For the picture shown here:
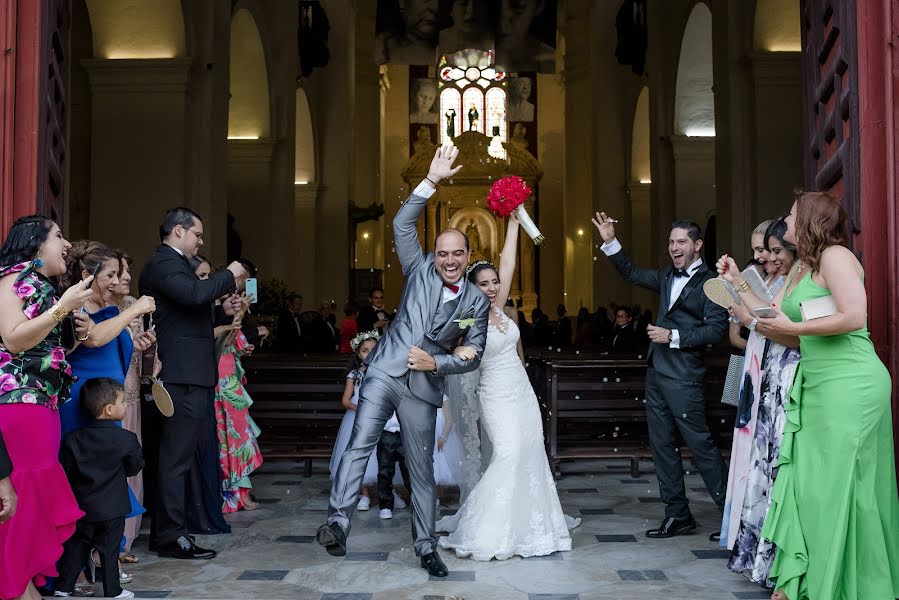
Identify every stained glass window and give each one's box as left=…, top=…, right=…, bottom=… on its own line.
left=436, top=49, right=507, bottom=158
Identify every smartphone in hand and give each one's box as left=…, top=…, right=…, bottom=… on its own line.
left=245, top=278, right=258, bottom=304
left=753, top=306, right=778, bottom=319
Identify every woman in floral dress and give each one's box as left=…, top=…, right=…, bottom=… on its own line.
left=215, top=319, right=263, bottom=513
left=0, top=216, right=94, bottom=600
left=726, top=219, right=800, bottom=586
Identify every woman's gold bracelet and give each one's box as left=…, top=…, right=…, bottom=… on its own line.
left=47, top=303, right=69, bottom=323
left=736, top=280, right=750, bottom=293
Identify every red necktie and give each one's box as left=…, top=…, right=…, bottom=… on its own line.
left=444, top=283, right=459, bottom=294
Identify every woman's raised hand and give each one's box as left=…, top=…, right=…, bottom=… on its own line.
left=58, top=276, right=95, bottom=312
left=716, top=255, right=740, bottom=284
left=132, top=295, right=156, bottom=316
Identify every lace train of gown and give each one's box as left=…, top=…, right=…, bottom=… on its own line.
left=436, top=307, right=580, bottom=561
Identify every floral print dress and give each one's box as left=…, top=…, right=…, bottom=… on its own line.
left=215, top=329, right=263, bottom=512
left=0, top=260, right=82, bottom=598
left=727, top=342, right=799, bottom=586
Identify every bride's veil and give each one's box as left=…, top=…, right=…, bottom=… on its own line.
left=445, top=369, right=491, bottom=503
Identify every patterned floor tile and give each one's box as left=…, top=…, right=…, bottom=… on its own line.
left=692, top=550, right=732, bottom=559
left=430, top=571, right=475, bottom=582
left=595, top=534, right=637, bottom=542
left=579, top=508, right=614, bottom=515
left=617, top=570, right=667, bottom=581
left=345, top=551, right=389, bottom=561
left=236, top=569, right=289, bottom=581
left=522, top=552, right=565, bottom=560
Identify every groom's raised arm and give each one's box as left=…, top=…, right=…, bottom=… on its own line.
left=393, top=181, right=436, bottom=276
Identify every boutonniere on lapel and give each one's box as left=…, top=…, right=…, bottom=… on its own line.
left=454, top=306, right=477, bottom=330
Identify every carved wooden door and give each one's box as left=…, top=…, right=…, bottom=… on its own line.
left=37, top=0, right=70, bottom=226
left=800, top=0, right=860, bottom=245
left=0, top=0, right=69, bottom=233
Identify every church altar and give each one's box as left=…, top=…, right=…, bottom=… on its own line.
left=401, top=129, right=543, bottom=318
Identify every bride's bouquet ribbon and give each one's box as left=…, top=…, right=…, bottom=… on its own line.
left=486, top=176, right=544, bottom=245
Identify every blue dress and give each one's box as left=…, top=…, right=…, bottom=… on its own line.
left=60, top=306, right=144, bottom=521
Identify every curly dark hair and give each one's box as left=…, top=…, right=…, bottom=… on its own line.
left=792, top=190, right=848, bottom=273
left=60, top=240, right=117, bottom=292
left=0, top=215, right=56, bottom=269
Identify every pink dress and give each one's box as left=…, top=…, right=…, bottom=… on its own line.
left=0, top=261, right=83, bottom=598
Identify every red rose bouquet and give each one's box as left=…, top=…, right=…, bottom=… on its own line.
left=486, top=176, right=544, bottom=245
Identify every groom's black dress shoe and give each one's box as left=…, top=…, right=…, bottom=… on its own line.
left=157, top=536, right=217, bottom=559
left=645, top=516, right=697, bottom=539
left=316, top=523, right=347, bottom=557
left=420, top=551, right=449, bottom=577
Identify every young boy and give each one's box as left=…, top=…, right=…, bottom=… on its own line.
left=56, top=378, right=144, bottom=599
left=376, top=412, right=411, bottom=519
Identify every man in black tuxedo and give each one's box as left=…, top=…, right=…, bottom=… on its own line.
left=275, top=294, right=304, bottom=353
left=593, top=212, right=728, bottom=541
left=0, top=431, right=15, bottom=524
left=609, top=306, right=639, bottom=355
left=357, top=287, right=392, bottom=335
left=139, top=207, right=247, bottom=559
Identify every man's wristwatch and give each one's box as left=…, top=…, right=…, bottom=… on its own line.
left=747, top=318, right=759, bottom=332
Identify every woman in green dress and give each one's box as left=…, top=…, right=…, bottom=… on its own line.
left=717, top=190, right=899, bottom=600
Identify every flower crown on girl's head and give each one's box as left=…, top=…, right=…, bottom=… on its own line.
left=350, top=329, right=380, bottom=353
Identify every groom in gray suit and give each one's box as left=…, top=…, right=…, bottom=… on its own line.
left=317, top=145, right=489, bottom=577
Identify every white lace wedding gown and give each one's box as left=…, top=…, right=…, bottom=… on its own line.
left=436, top=307, right=580, bottom=561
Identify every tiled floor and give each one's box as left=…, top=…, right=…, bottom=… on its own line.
left=92, top=460, right=774, bottom=600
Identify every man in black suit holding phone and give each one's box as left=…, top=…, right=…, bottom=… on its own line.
left=139, top=207, right=248, bottom=559
left=593, top=212, right=728, bottom=541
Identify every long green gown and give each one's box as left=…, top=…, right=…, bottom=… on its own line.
left=761, top=273, right=899, bottom=600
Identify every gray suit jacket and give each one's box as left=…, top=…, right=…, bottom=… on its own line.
left=365, top=191, right=490, bottom=406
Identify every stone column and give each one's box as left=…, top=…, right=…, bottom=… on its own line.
left=751, top=52, right=802, bottom=222
left=519, top=205, right=538, bottom=318
left=670, top=135, right=715, bottom=224
left=426, top=202, right=438, bottom=250
left=713, top=0, right=756, bottom=264
left=182, top=0, right=231, bottom=263
left=82, top=58, right=191, bottom=271
left=227, top=140, right=274, bottom=275
left=627, top=182, right=655, bottom=310
left=561, top=5, right=594, bottom=313
left=305, top=0, right=354, bottom=306
left=293, top=183, right=320, bottom=302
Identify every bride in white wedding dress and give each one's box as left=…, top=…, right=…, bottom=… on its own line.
left=436, top=214, right=581, bottom=561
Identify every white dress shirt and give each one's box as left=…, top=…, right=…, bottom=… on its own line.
left=601, top=238, right=703, bottom=349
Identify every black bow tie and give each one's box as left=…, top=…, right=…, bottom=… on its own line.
left=673, top=268, right=689, bottom=278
